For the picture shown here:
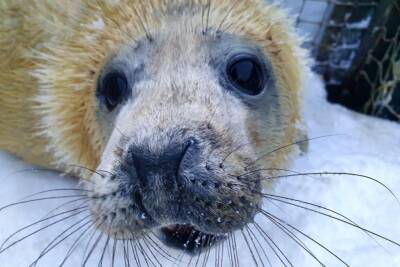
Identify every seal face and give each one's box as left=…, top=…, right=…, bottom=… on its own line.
left=0, top=0, right=304, bottom=254
left=89, top=25, right=274, bottom=252
left=85, top=11, right=293, bottom=251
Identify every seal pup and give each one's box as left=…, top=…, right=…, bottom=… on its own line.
left=0, top=0, right=306, bottom=255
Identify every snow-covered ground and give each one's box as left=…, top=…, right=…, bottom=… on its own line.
left=0, top=73, right=399, bottom=266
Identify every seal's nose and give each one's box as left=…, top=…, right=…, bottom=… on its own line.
left=130, top=138, right=196, bottom=189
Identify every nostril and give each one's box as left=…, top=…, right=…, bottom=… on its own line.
left=181, top=137, right=195, bottom=160
left=182, top=137, right=198, bottom=160
left=187, top=137, right=196, bottom=146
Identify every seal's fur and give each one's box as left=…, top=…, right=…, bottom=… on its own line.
left=0, top=0, right=309, bottom=252
left=0, top=0, right=305, bottom=178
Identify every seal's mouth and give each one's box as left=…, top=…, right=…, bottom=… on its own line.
left=133, top=190, right=225, bottom=253
left=159, top=224, right=225, bottom=253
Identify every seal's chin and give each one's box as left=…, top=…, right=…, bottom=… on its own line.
left=159, top=224, right=225, bottom=253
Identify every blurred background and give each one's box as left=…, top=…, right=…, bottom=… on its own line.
left=278, top=0, right=400, bottom=122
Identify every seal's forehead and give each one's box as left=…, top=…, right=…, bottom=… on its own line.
left=104, top=22, right=269, bottom=78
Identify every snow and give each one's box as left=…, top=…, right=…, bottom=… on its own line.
left=0, top=72, right=399, bottom=266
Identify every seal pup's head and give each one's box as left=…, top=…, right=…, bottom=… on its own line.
left=35, top=0, right=305, bottom=253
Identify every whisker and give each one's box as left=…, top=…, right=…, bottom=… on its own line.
left=123, top=239, right=131, bottom=267
left=0, top=209, right=88, bottom=254
left=230, top=169, right=400, bottom=210
left=244, top=226, right=268, bottom=267
left=236, top=167, right=313, bottom=179
left=225, top=174, right=399, bottom=254
left=216, top=0, right=237, bottom=34
left=132, top=3, right=153, bottom=42
left=246, top=226, right=273, bottom=267
left=220, top=141, right=256, bottom=169
left=0, top=205, right=88, bottom=251
left=226, top=234, right=234, bottom=267
left=220, top=236, right=226, bottom=267
left=262, top=195, right=400, bottom=247
left=240, top=230, right=260, bottom=267
left=214, top=237, right=221, bottom=267
left=59, top=222, right=97, bottom=266
left=230, top=179, right=354, bottom=265
left=136, top=239, right=154, bottom=267
left=231, top=232, right=240, bottom=267
left=175, top=249, right=186, bottom=267
left=204, top=0, right=212, bottom=34
left=219, top=237, right=225, bottom=266
left=111, top=236, right=117, bottom=267
left=82, top=228, right=104, bottom=267
left=201, top=1, right=205, bottom=34
left=261, top=172, right=400, bottom=206
left=261, top=214, right=324, bottom=266
left=260, top=209, right=352, bottom=266
left=0, top=195, right=89, bottom=213
left=41, top=196, right=91, bottom=221
left=145, top=235, right=177, bottom=264
left=211, top=238, right=216, bottom=267
left=183, top=229, right=198, bottom=267
left=66, top=164, right=112, bottom=178
left=194, top=233, right=206, bottom=267
left=237, top=168, right=394, bottom=253
left=129, top=230, right=153, bottom=267
left=29, top=215, right=93, bottom=267
left=81, top=218, right=104, bottom=265
left=142, top=236, right=162, bottom=267
left=18, top=188, right=91, bottom=201
left=147, top=231, right=178, bottom=263
left=202, top=233, right=215, bottom=267
left=246, top=134, right=346, bottom=169
left=201, top=236, right=213, bottom=267
left=253, top=222, right=292, bottom=267
left=98, top=233, right=111, bottom=267
left=129, top=238, right=141, bottom=267
left=262, top=193, right=388, bottom=250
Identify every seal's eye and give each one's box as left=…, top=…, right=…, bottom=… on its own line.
left=101, top=72, right=128, bottom=111
left=227, top=56, right=265, bottom=96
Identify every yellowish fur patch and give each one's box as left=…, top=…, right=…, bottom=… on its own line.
left=0, top=0, right=306, bottom=178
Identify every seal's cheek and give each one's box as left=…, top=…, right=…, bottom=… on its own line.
left=85, top=171, right=160, bottom=239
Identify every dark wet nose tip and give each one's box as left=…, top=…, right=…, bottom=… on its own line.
left=130, top=137, right=196, bottom=186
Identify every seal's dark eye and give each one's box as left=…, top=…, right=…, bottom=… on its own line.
left=227, top=57, right=265, bottom=96
left=101, top=72, right=128, bottom=111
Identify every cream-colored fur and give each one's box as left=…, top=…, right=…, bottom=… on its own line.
left=0, top=0, right=306, bottom=178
